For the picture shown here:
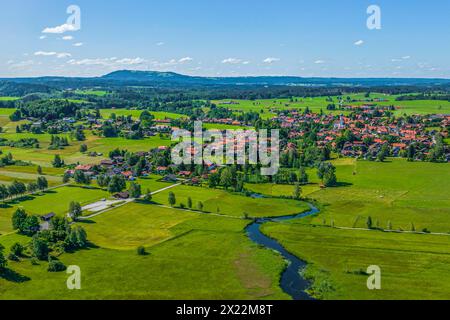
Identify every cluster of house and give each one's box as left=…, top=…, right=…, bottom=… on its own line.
left=202, top=118, right=244, bottom=126
left=275, top=109, right=450, bottom=161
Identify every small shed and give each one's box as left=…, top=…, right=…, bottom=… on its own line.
left=41, top=212, right=56, bottom=222
left=114, top=191, right=130, bottom=199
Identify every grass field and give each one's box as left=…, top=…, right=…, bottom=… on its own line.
left=74, top=90, right=108, bottom=96
left=212, top=93, right=450, bottom=117
left=262, top=223, right=450, bottom=300
left=100, top=109, right=187, bottom=121
left=152, top=184, right=310, bottom=218
left=245, top=178, right=320, bottom=198
left=0, top=131, right=172, bottom=167
left=0, top=185, right=110, bottom=234
left=304, top=158, right=450, bottom=233
left=260, top=158, right=450, bottom=299
left=0, top=167, right=62, bottom=187
left=202, top=123, right=252, bottom=130
left=0, top=202, right=289, bottom=300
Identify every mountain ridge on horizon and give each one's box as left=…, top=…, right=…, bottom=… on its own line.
left=2, top=69, right=450, bottom=88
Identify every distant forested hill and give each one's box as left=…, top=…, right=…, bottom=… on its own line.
left=1, top=70, right=450, bottom=96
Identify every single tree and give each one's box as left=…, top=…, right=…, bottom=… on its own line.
left=168, top=192, right=176, bottom=207
left=52, top=154, right=64, bottom=168
left=129, top=182, right=142, bottom=198
left=293, top=183, right=302, bottom=199
left=62, top=172, right=71, bottom=183
left=37, top=176, right=48, bottom=191
left=366, top=216, right=373, bottom=229
left=143, top=188, right=152, bottom=202
left=12, top=208, right=27, bottom=232
left=69, top=201, right=82, bottom=221
left=23, top=215, right=40, bottom=235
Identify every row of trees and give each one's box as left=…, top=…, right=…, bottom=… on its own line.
left=168, top=192, right=204, bottom=211
left=0, top=176, right=48, bottom=202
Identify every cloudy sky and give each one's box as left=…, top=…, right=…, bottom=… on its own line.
left=1, top=0, right=450, bottom=78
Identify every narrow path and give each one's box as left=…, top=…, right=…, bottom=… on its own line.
left=79, top=183, right=182, bottom=220
left=333, top=225, right=450, bottom=236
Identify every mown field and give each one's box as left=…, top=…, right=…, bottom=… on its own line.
left=212, top=93, right=450, bottom=116
left=0, top=165, right=63, bottom=186
left=262, top=223, right=450, bottom=300
left=0, top=202, right=290, bottom=300
left=261, top=158, right=450, bottom=299
left=1, top=93, right=449, bottom=300
left=0, top=130, right=172, bottom=167
left=151, top=184, right=310, bottom=218
left=100, top=109, right=187, bottom=120
left=0, top=185, right=110, bottom=234
left=305, top=158, right=450, bottom=233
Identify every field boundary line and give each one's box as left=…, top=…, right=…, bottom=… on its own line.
left=79, top=183, right=182, bottom=220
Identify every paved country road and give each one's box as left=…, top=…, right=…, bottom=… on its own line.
left=79, top=183, right=182, bottom=220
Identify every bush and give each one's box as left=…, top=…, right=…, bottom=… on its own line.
left=137, top=246, right=147, bottom=256
left=48, top=259, right=67, bottom=272
left=8, top=253, right=19, bottom=261
left=10, top=243, right=24, bottom=257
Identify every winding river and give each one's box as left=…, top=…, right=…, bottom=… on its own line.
left=245, top=203, right=319, bottom=300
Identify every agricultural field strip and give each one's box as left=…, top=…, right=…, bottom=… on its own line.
left=155, top=204, right=244, bottom=220
left=1, top=182, right=70, bottom=203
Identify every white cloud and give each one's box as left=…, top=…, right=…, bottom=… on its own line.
left=314, top=60, right=325, bottom=64
left=67, top=57, right=146, bottom=67
left=156, top=42, right=165, bottom=46
left=39, top=35, right=47, bottom=40
left=115, top=57, right=146, bottom=65
left=34, top=51, right=71, bottom=59
left=9, top=60, right=35, bottom=70
left=56, top=53, right=72, bottom=59
left=354, top=40, right=364, bottom=46
left=263, top=57, right=280, bottom=64
left=402, top=56, right=411, bottom=60
left=34, top=51, right=57, bottom=56
left=73, top=42, right=83, bottom=47
left=42, top=23, right=77, bottom=34
left=178, top=57, right=193, bottom=63
left=62, top=35, right=74, bottom=41
left=222, top=58, right=242, bottom=64
left=391, top=58, right=402, bottom=62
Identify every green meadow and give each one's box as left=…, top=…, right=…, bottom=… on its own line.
left=100, top=109, right=187, bottom=120
left=74, top=90, right=109, bottom=96
left=0, top=202, right=289, bottom=300
left=151, top=184, right=310, bottom=218
left=212, top=93, right=450, bottom=116
left=0, top=185, right=110, bottom=234
left=305, top=158, right=450, bottom=233
left=202, top=123, right=252, bottom=130
left=0, top=93, right=449, bottom=300
left=260, top=158, right=450, bottom=299
left=0, top=130, right=172, bottom=167
left=262, top=223, right=450, bottom=300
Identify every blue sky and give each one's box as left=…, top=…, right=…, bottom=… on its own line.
left=1, top=0, right=450, bottom=78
